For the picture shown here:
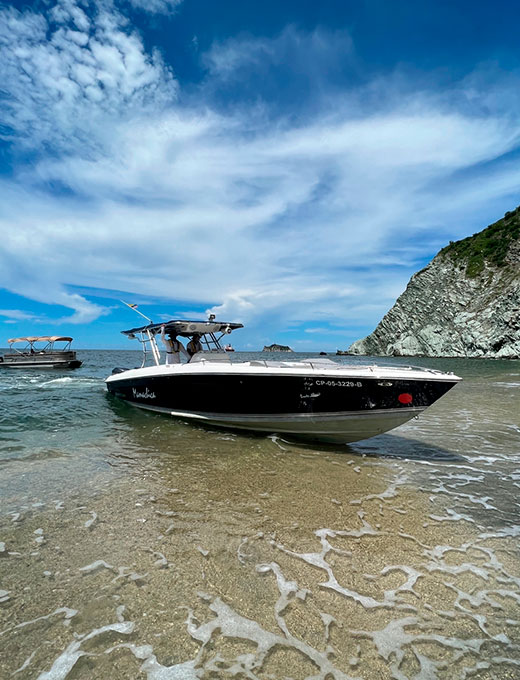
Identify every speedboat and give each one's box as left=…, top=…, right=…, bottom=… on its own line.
left=105, top=317, right=461, bottom=444
left=0, top=336, right=82, bottom=369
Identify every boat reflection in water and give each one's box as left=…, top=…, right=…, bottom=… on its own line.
left=0, top=336, right=82, bottom=369
left=105, top=316, right=461, bottom=443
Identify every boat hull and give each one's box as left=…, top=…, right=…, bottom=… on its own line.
left=0, top=356, right=82, bottom=369
left=123, top=402, right=424, bottom=443
left=106, top=368, right=459, bottom=443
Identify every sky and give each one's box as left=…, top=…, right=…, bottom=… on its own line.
left=1, top=0, right=520, bottom=351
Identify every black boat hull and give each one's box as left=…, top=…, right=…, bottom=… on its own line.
left=106, top=372, right=457, bottom=442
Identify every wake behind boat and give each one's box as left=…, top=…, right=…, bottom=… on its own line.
left=105, top=317, right=461, bottom=443
left=0, top=336, right=82, bottom=369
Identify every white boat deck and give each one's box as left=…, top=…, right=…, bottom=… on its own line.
left=106, top=355, right=459, bottom=384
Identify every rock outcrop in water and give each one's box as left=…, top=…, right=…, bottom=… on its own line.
left=263, top=344, right=293, bottom=352
left=348, top=207, right=520, bottom=358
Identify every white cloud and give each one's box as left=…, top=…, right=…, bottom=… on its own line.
left=0, top=309, right=41, bottom=322
left=1, top=9, right=520, bottom=341
left=203, top=25, right=355, bottom=85
left=0, top=0, right=177, bottom=154
left=126, top=0, right=183, bottom=15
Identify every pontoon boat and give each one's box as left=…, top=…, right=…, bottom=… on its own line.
left=0, top=336, right=82, bottom=369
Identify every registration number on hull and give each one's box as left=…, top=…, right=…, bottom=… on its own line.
left=315, top=380, right=363, bottom=387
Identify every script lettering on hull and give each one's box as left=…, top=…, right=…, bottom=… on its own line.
left=132, top=387, right=156, bottom=400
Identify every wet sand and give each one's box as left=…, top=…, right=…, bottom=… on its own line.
left=2, top=425, right=520, bottom=679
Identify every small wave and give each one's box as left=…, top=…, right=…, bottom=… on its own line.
left=0, top=375, right=102, bottom=392
left=40, top=377, right=76, bottom=386
left=39, top=377, right=103, bottom=389
left=0, top=448, right=71, bottom=465
left=0, top=376, right=43, bottom=391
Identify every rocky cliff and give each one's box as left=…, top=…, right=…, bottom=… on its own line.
left=348, top=207, right=520, bottom=358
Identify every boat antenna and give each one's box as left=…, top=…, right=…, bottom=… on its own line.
left=120, top=300, right=153, bottom=324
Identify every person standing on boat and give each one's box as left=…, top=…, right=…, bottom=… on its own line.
left=187, top=333, right=203, bottom=360
left=160, top=326, right=189, bottom=364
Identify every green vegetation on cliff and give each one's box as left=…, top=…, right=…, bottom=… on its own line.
left=440, top=206, right=520, bottom=277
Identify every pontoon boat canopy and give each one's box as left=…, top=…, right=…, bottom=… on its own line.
left=122, top=320, right=243, bottom=338
left=8, top=336, right=74, bottom=344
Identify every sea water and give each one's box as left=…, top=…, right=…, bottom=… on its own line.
left=0, top=351, right=519, bottom=679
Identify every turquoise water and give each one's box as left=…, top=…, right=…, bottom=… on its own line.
left=0, top=351, right=519, bottom=679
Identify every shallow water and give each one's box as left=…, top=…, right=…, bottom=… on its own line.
left=0, top=351, right=519, bottom=679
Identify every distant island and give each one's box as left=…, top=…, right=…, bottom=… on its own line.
left=263, top=344, right=293, bottom=352
left=348, top=205, right=520, bottom=358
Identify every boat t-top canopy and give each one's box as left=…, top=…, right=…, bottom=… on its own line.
left=8, top=336, right=74, bottom=344
left=122, top=320, right=243, bottom=338
left=121, top=318, right=243, bottom=367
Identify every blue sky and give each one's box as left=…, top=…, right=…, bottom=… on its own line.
left=1, top=0, right=519, bottom=350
